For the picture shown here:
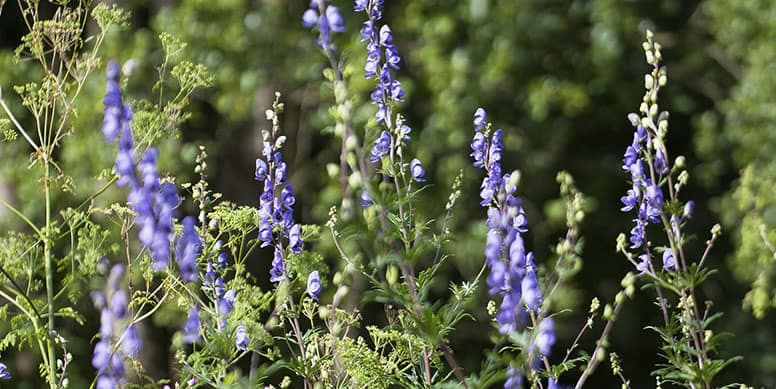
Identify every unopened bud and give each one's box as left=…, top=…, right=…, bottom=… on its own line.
left=644, top=75, right=655, bottom=90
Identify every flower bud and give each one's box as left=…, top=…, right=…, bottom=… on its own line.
left=644, top=74, right=654, bottom=90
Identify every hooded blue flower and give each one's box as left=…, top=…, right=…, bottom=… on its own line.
left=307, top=271, right=322, bottom=301
left=360, top=190, right=373, bottom=207
left=122, top=325, right=140, bottom=357
left=217, top=289, right=236, bottom=330
left=0, top=362, right=10, bottom=380
left=473, top=107, right=487, bottom=131
left=662, top=249, right=676, bottom=271
left=182, top=306, right=201, bottom=344
left=175, top=216, right=201, bottom=282
left=535, top=318, right=556, bottom=356
left=235, top=325, right=249, bottom=351
left=288, top=224, right=303, bottom=254
left=357, top=0, right=405, bottom=128
left=410, top=158, right=426, bottom=183
left=370, top=130, right=391, bottom=163
left=217, top=252, right=229, bottom=268
left=637, top=253, right=650, bottom=274
left=270, top=248, right=286, bottom=283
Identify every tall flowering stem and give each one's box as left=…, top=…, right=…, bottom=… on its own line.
left=615, top=31, right=733, bottom=388
left=304, top=0, right=370, bottom=212
left=470, top=108, right=555, bottom=387
left=356, top=0, right=426, bottom=253
left=102, top=61, right=179, bottom=271
left=255, top=94, right=304, bottom=284
left=254, top=93, right=313, bottom=388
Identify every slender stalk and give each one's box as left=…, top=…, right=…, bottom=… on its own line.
left=0, top=92, right=40, bottom=152
left=43, top=155, right=57, bottom=389
left=0, top=198, right=43, bottom=237
left=0, top=288, right=49, bottom=369
left=574, top=300, right=624, bottom=389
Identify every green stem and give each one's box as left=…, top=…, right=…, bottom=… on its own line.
left=0, top=288, right=49, bottom=370
left=43, top=156, right=56, bottom=389
left=0, top=198, right=43, bottom=238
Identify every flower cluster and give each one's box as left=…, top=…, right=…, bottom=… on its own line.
left=302, top=0, right=345, bottom=51
left=358, top=1, right=404, bottom=128
left=619, top=43, right=694, bottom=274
left=91, top=264, right=140, bottom=389
left=620, top=122, right=663, bottom=253
left=101, top=60, right=179, bottom=270
left=356, top=1, right=428, bottom=187
left=202, top=250, right=237, bottom=331
left=255, top=109, right=304, bottom=284
left=471, top=108, right=555, bottom=386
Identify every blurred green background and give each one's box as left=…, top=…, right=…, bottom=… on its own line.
left=1, top=0, right=775, bottom=387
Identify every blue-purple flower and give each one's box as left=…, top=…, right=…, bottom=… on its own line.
left=637, top=253, right=650, bottom=274
left=357, top=0, right=406, bottom=129
left=410, top=158, right=426, bottom=183
left=504, top=366, right=522, bottom=389
left=101, top=61, right=179, bottom=271
left=370, top=130, right=391, bottom=163
left=307, top=271, right=322, bottom=301
left=535, top=318, right=556, bottom=356
left=182, top=306, right=201, bottom=344
left=473, top=107, right=487, bottom=131
left=102, top=61, right=123, bottom=142
left=217, top=252, right=228, bottom=268
left=235, top=325, right=249, bottom=351
left=302, top=0, right=345, bottom=50
left=683, top=201, right=695, bottom=219
left=270, top=248, right=286, bottom=283
left=175, top=216, right=202, bottom=282
left=122, top=325, right=140, bottom=357
left=662, top=249, right=676, bottom=271
left=255, top=116, right=304, bottom=283
left=0, top=362, right=10, bottom=380
left=93, top=264, right=137, bottom=388
left=217, top=288, right=236, bottom=330
left=472, top=108, right=556, bottom=386
left=360, top=190, right=373, bottom=207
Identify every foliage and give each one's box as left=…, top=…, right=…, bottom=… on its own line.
left=0, top=0, right=772, bottom=388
